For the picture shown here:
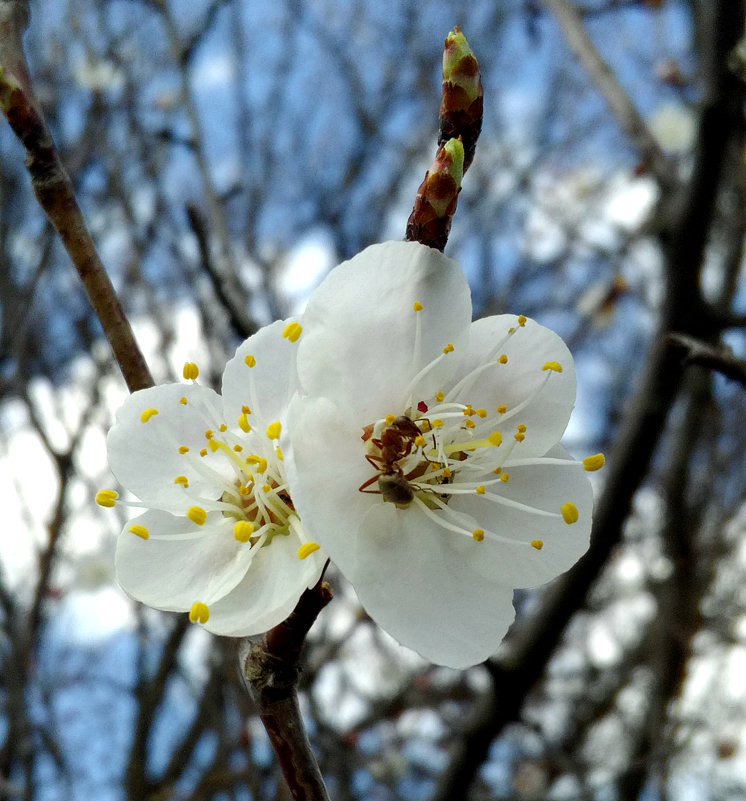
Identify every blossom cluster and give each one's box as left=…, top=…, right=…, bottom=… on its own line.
left=99, top=242, right=602, bottom=667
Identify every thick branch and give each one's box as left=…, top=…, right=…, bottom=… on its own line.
left=667, top=333, right=746, bottom=387
left=239, top=581, right=333, bottom=801
left=0, top=0, right=152, bottom=392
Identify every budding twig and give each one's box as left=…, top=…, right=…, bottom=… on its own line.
left=406, top=27, right=482, bottom=251
left=0, top=0, right=152, bottom=392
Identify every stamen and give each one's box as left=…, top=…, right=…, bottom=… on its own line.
left=282, top=321, right=303, bottom=342
left=498, top=354, right=508, bottom=364
left=531, top=540, right=543, bottom=550
left=413, top=301, right=423, bottom=311
left=561, top=502, right=579, bottom=524
left=518, top=315, right=527, bottom=326
left=174, top=475, right=189, bottom=487
left=129, top=524, right=149, bottom=540
left=265, top=421, right=282, bottom=440
left=180, top=397, right=187, bottom=405
left=96, top=489, right=118, bottom=507
left=178, top=446, right=189, bottom=454
left=238, top=413, right=250, bottom=432
left=583, top=453, right=605, bottom=472
left=244, top=354, right=256, bottom=368
left=189, top=602, right=209, bottom=624
left=140, top=408, right=159, bottom=423
left=234, top=521, right=254, bottom=542
left=297, top=542, right=320, bottom=560
left=183, top=362, right=199, bottom=380
left=542, top=361, right=562, bottom=373
left=187, top=506, right=207, bottom=526
left=472, top=528, right=484, bottom=541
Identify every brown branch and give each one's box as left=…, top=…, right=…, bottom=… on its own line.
left=541, top=0, right=674, bottom=189
left=0, top=0, right=152, bottom=392
left=667, top=333, right=746, bottom=387
left=239, top=579, right=333, bottom=801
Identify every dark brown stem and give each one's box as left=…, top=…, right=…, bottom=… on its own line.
left=667, top=332, right=746, bottom=387
left=239, top=580, right=333, bottom=801
left=0, top=0, right=152, bottom=392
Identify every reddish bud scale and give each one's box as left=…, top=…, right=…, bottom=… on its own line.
left=439, top=28, right=483, bottom=172
left=405, top=139, right=464, bottom=252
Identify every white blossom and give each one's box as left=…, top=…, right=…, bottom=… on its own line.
left=98, top=320, right=324, bottom=635
left=284, top=241, right=601, bottom=668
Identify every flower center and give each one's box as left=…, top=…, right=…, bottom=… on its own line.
left=357, top=307, right=604, bottom=550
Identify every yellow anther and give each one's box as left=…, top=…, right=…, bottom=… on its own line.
left=219, top=423, right=227, bottom=432
left=297, top=542, right=320, bottom=560
left=187, top=506, right=207, bottom=526
left=234, top=521, right=254, bottom=543
left=476, top=485, right=486, bottom=495
left=542, top=361, right=563, bottom=373
left=282, top=321, right=303, bottom=342
left=205, top=429, right=213, bottom=440
left=496, top=404, right=507, bottom=415
left=435, top=391, right=444, bottom=402
left=265, top=421, right=282, bottom=440
left=419, top=419, right=432, bottom=432
left=129, top=524, right=149, bottom=540
left=189, top=602, right=209, bottom=624
left=414, top=435, right=426, bottom=448
left=443, top=343, right=454, bottom=354
left=200, top=448, right=207, bottom=457
left=531, top=539, right=543, bottom=550
left=432, top=419, right=444, bottom=428
left=262, top=484, right=271, bottom=493
left=238, top=413, right=251, bottom=433
left=241, top=405, right=250, bottom=414
left=583, top=453, right=606, bottom=472
left=239, top=485, right=250, bottom=496
left=465, top=419, right=476, bottom=429
left=182, top=362, right=199, bottom=380
left=498, top=354, right=508, bottom=365
left=561, top=502, right=579, bottom=524
left=178, top=445, right=189, bottom=454
left=140, top=408, right=159, bottom=423
left=208, top=440, right=219, bottom=452
left=276, top=446, right=283, bottom=461
left=514, top=432, right=525, bottom=442
left=500, top=473, right=509, bottom=482
left=244, top=354, right=256, bottom=368
left=174, top=475, right=189, bottom=487
left=95, top=489, right=118, bottom=508
left=413, top=301, right=423, bottom=311
left=462, top=405, right=475, bottom=416
left=257, top=457, right=268, bottom=473
left=233, top=444, right=243, bottom=452
left=488, top=431, right=502, bottom=446
left=476, top=408, right=487, bottom=418
left=517, top=424, right=527, bottom=433
left=442, top=467, right=452, bottom=478
left=385, top=414, right=396, bottom=425
left=518, top=315, right=527, bottom=327
left=472, top=528, right=484, bottom=542
left=493, top=466, right=502, bottom=475
left=179, top=396, right=187, bottom=405
left=509, top=327, right=515, bottom=334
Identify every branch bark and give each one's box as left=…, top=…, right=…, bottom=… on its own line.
left=0, top=0, right=152, bottom=392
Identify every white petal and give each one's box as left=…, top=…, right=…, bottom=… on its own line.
left=115, top=509, right=253, bottom=610
left=199, top=530, right=325, bottom=636
left=296, top=241, right=471, bottom=421
left=348, top=503, right=517, bottom=668
left=107, top=384, right=231, bottom=509
left=451, top=444, right=593, bottom=589
left=284, top=394, right=375, bottom=577
left=222, top=319, right=300, bottom=429
left=454, top=315, right=576, bottom=457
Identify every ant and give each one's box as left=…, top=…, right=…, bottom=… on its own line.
left=359, top=415, right=425, bottom=507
